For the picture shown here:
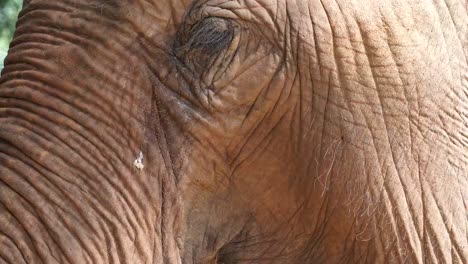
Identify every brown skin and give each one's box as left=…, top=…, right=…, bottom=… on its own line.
left=0, top=0, right=467, bottom=263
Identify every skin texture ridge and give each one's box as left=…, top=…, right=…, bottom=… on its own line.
left=0, top=0, right=467, bottom=263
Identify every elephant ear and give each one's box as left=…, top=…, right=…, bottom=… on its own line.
left=174, top=17, right=236, bottom=77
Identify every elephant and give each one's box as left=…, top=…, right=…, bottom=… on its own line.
left=0, top=0, right=467, bottom=263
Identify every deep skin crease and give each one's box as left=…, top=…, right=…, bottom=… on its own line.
left=0, top=0, right=467, bottom=263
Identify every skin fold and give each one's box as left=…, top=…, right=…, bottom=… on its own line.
left=0, top=0, right=466, bottom=263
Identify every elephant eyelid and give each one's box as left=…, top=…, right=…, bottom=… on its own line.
left=188, top=17, right=235, bottom=54
left=175, top=17, right=236, bottom=58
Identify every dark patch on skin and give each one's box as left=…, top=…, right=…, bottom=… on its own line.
left=22, top=0, right=31, bottom=7
left=174, top=17, right=235, bottom=73
left=59, top=0, right=125, bottom=20
left=88, top=0, right=125, bottom=10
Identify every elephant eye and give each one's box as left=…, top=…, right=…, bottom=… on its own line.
left=174, top=17, right=236, bottom=73
left=187, top=17, right=235, bottom=55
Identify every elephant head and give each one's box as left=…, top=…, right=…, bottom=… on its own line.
left=0, top=0, right=467, bottom=263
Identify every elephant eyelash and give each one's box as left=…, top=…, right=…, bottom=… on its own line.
left=173, top=17, right=238, bottom=75
left=185, top=17, right=235, bottom=56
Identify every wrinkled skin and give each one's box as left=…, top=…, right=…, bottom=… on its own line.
left=0, top=0, right=467, bottom=263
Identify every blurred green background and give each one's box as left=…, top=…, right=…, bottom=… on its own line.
left=0, top=0, right=22, bottom=71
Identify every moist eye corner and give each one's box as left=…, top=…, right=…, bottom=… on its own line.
left=134, top=151, right=144, bottom=170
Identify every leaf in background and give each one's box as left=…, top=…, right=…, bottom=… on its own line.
left=0, top=0, right=22, bottom=72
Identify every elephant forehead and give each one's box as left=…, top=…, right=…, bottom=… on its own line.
left=180, top=0, right=425, bottom=46
left=196, top=0, right=449, bottom=35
